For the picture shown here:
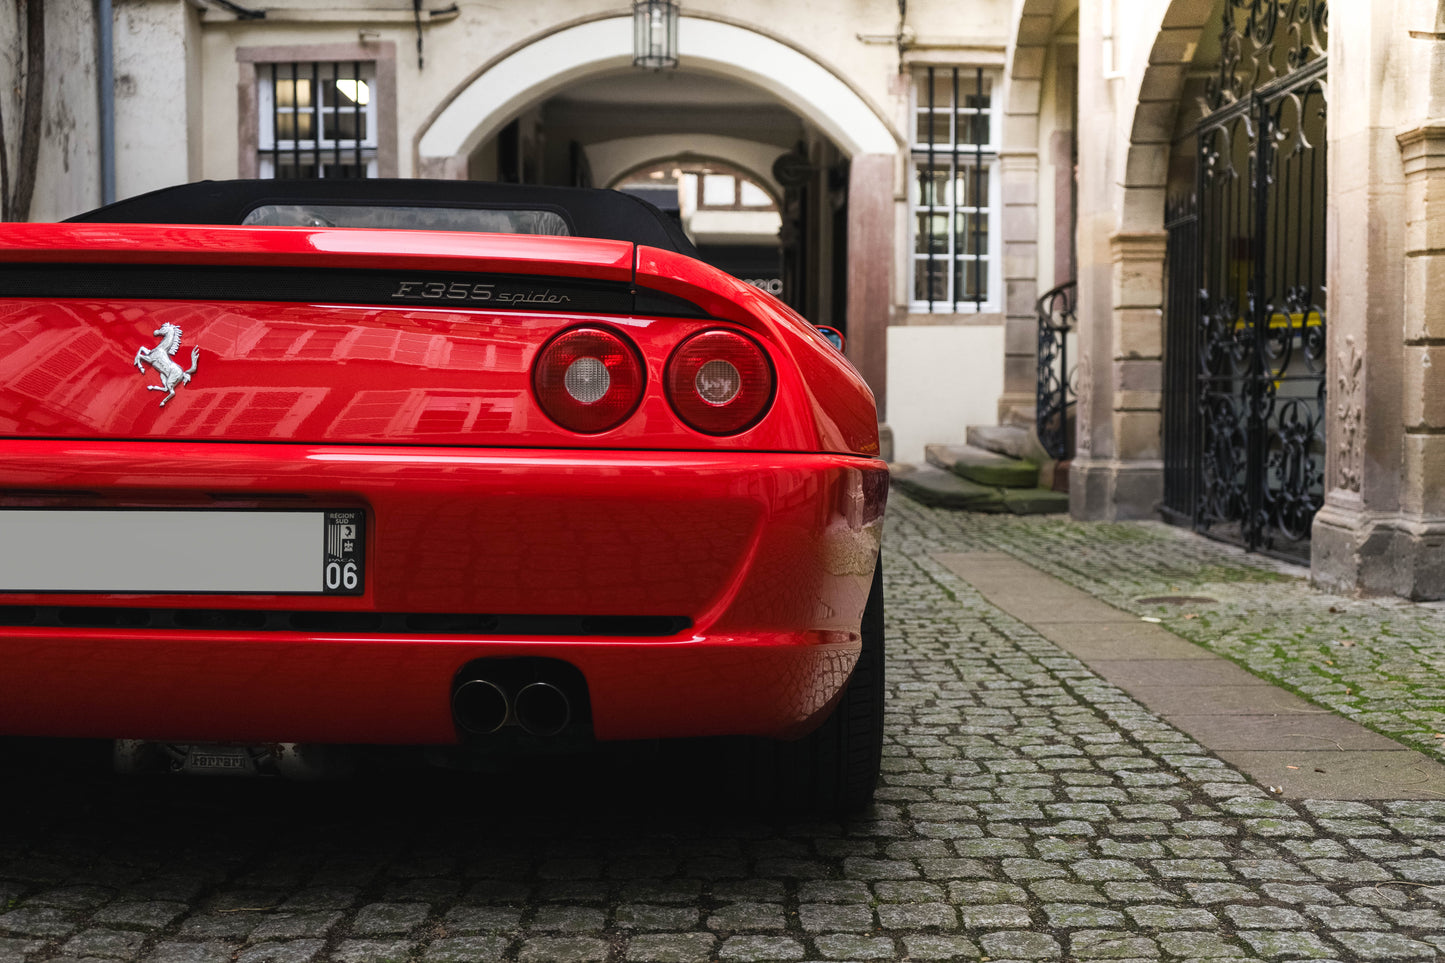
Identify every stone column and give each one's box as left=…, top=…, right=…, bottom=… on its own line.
left=1108, top=232, right=1166, bottom=509
left=1069, top=0, right=1118, bottom=517
left=1316, top=118, right=1445, bottom=599
left=1310, top=2, right=1435, bottom=597
left=1071, top=232, right=1166, bottom=518
left=1394, top=122, right=1445, bottom=595
left=845, top=153, right=895, bottom=419
left=999, top=151, right=1041, bottom=421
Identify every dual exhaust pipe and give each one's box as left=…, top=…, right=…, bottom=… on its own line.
left=452, top=677, right=572, bottom=736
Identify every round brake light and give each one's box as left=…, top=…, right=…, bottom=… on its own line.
left=666, top=329, right=774, bottom=435
left=533, top=326, right=644, bottom=433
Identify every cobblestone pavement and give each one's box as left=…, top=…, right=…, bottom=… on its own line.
left=3, top=493, right=1445, bottom=962
left=892, top=496, right=1445, bottom=763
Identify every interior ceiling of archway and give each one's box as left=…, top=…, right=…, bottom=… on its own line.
left=1055, top=5, right=1078, bottom=36
left=539, top=69, right=809, bottom=150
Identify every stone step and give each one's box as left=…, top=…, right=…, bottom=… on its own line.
left=966, top=424, right=1048, bottom=463
left=925, top=443, right=1039, bottom=489
left=889, top=466, right=1068, bottom=515
left=890, top=466, right=1006, bottom=511
left=999, top=486, right=1071, bottom=515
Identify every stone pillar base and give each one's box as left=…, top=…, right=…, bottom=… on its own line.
left=1068, top=457, right=1163, bottom=521
left=1311, top=505, right=1445, bottom=600
left=995, top=391, right=1036, bottom=427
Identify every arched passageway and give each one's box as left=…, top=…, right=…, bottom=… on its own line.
left=413, top=16, right=900, bottom=409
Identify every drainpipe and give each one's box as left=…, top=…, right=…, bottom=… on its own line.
left=98, top=0, right=115, bottom=203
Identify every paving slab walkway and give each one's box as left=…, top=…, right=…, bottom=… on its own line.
left=933, top=551, right=1445, bottom=800
left=892, top=490, right=1445, bottom=768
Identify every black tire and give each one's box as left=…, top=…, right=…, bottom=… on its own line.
left=741, top=554, right=885, bottom=815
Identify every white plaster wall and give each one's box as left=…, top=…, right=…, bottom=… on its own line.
left=115, top=0, right=201, bottom=201
left=3, top=2, right=102, bottom=221
left=908, top=0, right=1011, bottom=45
left=886, top=325, right=1006, bottom=464
left=200, top=26, right=241, bottom=181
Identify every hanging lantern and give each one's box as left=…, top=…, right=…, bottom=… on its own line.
left=632, top=0, right=679, bottom=70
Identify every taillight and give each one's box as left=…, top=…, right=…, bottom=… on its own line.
left=665, top=329, right=774, bottom=435
left=532, top=326, right=645, bottom=433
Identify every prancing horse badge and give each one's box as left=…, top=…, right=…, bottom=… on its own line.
left=133, top=322, right=200, bottom=408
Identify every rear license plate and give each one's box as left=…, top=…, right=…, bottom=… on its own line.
left=0, top=509, right=365, bottom=595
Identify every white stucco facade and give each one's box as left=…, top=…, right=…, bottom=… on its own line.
left=886, top=324, right=1006, bottom=465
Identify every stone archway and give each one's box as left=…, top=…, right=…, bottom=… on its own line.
left=1071, top=0, right=1220, bottom=520
left=412, top=15, right=899, bottom=412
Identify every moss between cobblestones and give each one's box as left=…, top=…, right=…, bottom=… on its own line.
left=890, top=494, right=1445, bottom=763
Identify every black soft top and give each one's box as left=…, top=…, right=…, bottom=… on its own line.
left=68, top=179, right=700, bottom=256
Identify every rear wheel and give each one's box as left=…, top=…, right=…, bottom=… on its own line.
left=741, top=554, right=885, bottom=815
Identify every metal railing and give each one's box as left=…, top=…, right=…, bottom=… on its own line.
left=1035, top=281, right=1076, bottom=461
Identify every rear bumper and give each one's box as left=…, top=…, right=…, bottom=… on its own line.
left=0, top=441, right=886, bottom=742
left=0, top=629, right=859, bottom=743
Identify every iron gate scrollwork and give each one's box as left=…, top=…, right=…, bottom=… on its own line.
left=1164, top=0, right=1328, bottom=560
left=1036, top=282, right=1076, bottom=461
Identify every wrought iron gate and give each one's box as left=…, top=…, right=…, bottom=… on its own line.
left=1162, top=0, right=1328, bottom=560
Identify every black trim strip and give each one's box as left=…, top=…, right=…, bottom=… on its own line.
left=0, top=264, right=711, bottom=319
left=0, top=605, right=690, bottom=637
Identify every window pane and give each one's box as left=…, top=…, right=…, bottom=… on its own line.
left=954, top=166, right=989, bottom=207
left=960, top=113, right=991, bottom=146
left=330, top=78, right=370, bottom=108
left=915, top=165, right=949, bottom=207
left=320, top=164, right=368, bottom=179
left=920, top=71, right=957, bottom=110
left=914, top=260, right=948, bottom=303
left=739, top=181, right=771, bottom=207
left=702, top=174, right=736, bottom=206
left=275, top=112, right=313, bottom=141
left=962, top=75, right=992, bottom=109
left=275, top=78, right=312, bottom=109
left=954, top=258, right=988, bottom=301
left=274, top=162, right=319, bottom=179
left=916, top=213, right=949, bottom=254
left=915, top=110, right=948, bottom=146
left=955, top=212, right=989, bottom=255
left=327, top=111, right=368, bottom=143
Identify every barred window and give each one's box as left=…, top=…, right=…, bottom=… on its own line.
left=911, top=67, right=998, bottom=312
left=258, top=62, right=377, bottom=179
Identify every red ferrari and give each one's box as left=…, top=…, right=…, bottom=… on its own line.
left=0, top=180, right=887, bottom=811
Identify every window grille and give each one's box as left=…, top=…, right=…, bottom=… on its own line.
left=911, top=67, right=997, bottom=312
left=258, top=62, right=377, bottom=179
